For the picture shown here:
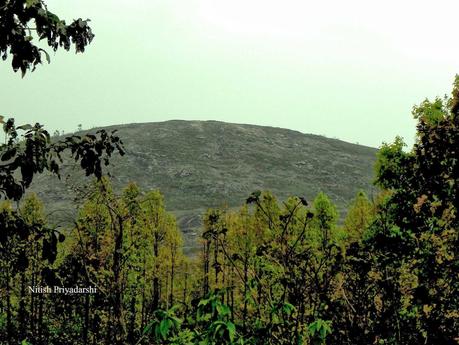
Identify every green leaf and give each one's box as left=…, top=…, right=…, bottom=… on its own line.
left=17, top=124, right=33, bottom=131
left=1, top=148, right=17, bottom=161
left=142, top=321, right=154, bottom=335
left=282, top=302, right=296, bottom=316
left=226, top=321, right=236, bottom=342
left=159, top=319, right=170, bottom=339
left=42, top=49, right=51, bottom=64
left=25, top=0, right=40, bottom=8
left=216, top=303, right=230, bottom=317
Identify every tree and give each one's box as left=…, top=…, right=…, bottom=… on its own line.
left=0, top=193, right=60, bottom=344
left=0, top=0, right=124, bottom=280
left=0, top=3, right=125, bottom=343
left=197, top=191, right=343, bottom=344
left=357, top=77, right=459, bottom=344
left=343, top=191, right=374, bottom=243
left=0, top=0, right=123, bottom=203
left=0, top=119, right=124, bottom=202
left=0, top=0, right=94, bottom=76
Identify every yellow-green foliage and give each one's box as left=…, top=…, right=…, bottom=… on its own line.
left=343, top=191, right=374, bottom=243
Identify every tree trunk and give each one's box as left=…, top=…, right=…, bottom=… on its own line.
left=170, top=248, right=175, bottom=306
left=30, top=245, right=38, bottom=336
left=18, top=270, right=26, bottom=340
left=243, top=257, right=248, bottom=327
left=141, top=258, right=147, bottom=328
left=127, top=294, right=136, bottom=344
left=38, top=290, right=43, bottom=344
left=83, top=294, right=90, bottom=345
left=165, top=270, right=169, bottom=310
left=152, top=237, right=160, bottom=311
left=214, top=235, right=219, bottom=286
left=203, top=240, right=210, bottom=296
left=183, top=264, right=189, bottom=319
left=5, top=268, right=12, bottom=344
left=112, top=215, right=126, bottom=344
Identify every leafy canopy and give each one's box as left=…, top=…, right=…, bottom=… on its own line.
left=0, top=0, right=94, bottom=76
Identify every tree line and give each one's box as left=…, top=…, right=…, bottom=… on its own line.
left=0, top=78, right=458, bottom=343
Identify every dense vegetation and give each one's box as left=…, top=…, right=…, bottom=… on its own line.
left=1, top=79, right=458, bottom=344
left=1, top=1, right=458, bottom=344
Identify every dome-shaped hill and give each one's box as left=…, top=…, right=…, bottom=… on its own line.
left=31, top=120, right=378, bottom=253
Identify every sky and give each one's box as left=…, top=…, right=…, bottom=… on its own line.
left=2, top=0, right=459, bottom=148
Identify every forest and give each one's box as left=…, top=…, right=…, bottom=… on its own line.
left=0, top=88, right=458, bottom=345
left=1, top=1, right=459, bottom=344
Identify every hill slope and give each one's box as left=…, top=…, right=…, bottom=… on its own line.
left=31, top=120, right=378, bottom=252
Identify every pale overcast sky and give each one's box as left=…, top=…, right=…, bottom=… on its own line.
left=1, top=0, right=459, bottom=147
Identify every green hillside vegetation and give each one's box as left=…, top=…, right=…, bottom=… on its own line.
left=1, top=78, right=459, bottom=344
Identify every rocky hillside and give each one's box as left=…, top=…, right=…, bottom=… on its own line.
left=31, top=120, right=378, bottom=253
